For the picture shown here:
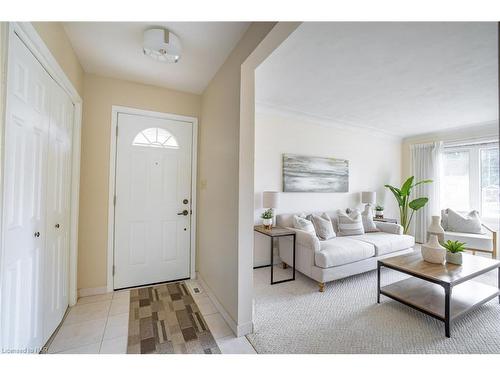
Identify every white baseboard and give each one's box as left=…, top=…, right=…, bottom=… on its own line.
left=78, top=286, right=108, bottom=298
left=196, top=272, right=253, bottom=337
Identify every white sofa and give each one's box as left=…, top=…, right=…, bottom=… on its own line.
left=276, top=212, right=415, bottom=292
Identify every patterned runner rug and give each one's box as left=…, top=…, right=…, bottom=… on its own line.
left=127, top=282, right=220, bottom=354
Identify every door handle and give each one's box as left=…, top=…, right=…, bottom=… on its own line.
left=55, top=223, right=60, bottom=229
left=177, top=210, right=189, bottom=216
left=34, top=232, right=40, bottom=238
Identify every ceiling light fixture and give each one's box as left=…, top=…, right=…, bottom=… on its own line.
left=143, top=28, right=181, bottom=63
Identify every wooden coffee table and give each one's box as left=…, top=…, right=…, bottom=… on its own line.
left=377, top=253, right=500, bottom=337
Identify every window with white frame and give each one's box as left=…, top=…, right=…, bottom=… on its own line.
left=441, top=141, right=499, bottom=225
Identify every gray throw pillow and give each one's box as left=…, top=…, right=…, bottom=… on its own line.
left=336, top=209, right=365, bottom=236
left=311, top=213, right=336, bottom=240
left=447, top=209, right=483, bottom=234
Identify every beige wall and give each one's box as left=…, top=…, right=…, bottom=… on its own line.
left=401, top=122, right=499, bottom=178
left=197, top=22, right=276, bottom=324
left=32, top=22, right=84, bottom=97
left=78, top=74, right=201, bottom=290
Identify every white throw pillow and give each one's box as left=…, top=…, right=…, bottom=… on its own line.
left=311, top=213, right=336, bottom=240
left=293, top=215, right=316, bottom=235
left=336, top=209, right=365, bottom=236
left=441, top=209, right=449, bottom=230
left=446, top=209, right=483, bottom=234
left=361, top=206, right=379, bottom=233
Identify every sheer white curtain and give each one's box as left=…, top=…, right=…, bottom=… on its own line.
left=410, top=142, right=442, bottom=243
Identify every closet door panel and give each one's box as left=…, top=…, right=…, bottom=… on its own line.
left=43, top=80, right=73, bottom=339
left=1, top=33, right=51, bottom=352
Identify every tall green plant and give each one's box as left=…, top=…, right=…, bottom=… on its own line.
left=384, top=176, right=432, bottom=234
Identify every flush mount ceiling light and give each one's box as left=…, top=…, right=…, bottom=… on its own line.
left=143, top=28, right=181, bottom=63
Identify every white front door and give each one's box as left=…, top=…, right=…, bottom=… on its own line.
left=1, top=32, right=51, bottom=351
left=113, top=113, right=193, bottom=289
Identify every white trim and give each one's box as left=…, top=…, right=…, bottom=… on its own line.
left=1, top=23, right=82, bottom=307
left=107, top=105, right=198, bottom=292
left=77, top=286, right=108, bottom=298
left=402, top=120, right=498, bottom=143
left=196, top=272, right=253, bottom=337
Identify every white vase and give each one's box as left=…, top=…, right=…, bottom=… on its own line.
left=421, top=234, right=446, bottom=264
left=262, top=218, right=273, bottom=229
left=427, top=215, right=445, bottom=244
left=375, top=210, right=384, bottom=218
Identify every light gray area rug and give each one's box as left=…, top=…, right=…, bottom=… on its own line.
left=247, top=255, right=500, bottom=354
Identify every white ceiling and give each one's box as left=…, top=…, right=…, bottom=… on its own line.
left=256, top=22, right=498, bottom=138
left=63, top=22, right=250, bottom=94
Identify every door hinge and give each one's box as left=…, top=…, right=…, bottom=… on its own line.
left=112, top=265, right=115, bottom=276
left=113, top=195, right=116, bottom=206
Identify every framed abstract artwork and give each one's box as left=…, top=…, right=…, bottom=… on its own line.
left=282, top=154, right=349, bottom=192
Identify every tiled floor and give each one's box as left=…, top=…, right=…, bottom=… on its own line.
left=47, top=280, right=256, bottom=354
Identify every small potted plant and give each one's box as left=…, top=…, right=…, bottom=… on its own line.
left=261, top=208, right=274, bottom=229
left=443, top=240, right=466, bottom=265
left=375, top=205, right=384, bottom=218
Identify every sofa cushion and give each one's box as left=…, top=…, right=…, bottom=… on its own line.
left=446, top=209, right=483, bottom=234
left=350, top=232, right=415, bottom=256
left=311, top=213, right=336, bottom=240
left=315, top=237, right=375, bottom=268
left=361, top=206, right=379, bottom=233
left=293, top=215, right=316, bottom=235
left=444, top=231, right=493, bottom=252
left=336, top=209, right=365, bottom=236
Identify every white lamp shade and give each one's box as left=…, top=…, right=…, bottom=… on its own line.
left=262, top=191, right=280, bottom=209
left=361, top=191, right=376, bottom=204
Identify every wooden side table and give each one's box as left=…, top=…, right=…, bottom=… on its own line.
left=373, top=217, right=398, bottom=224
left=254, top=225, right=296, bottom=285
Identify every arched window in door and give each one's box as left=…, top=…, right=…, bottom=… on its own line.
left=132, top=127, right=179, bottom=149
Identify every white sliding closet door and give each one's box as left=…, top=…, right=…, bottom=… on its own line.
left=43, top=80, right=73, bottom=340
left=0, top=31, right=74, bottom=352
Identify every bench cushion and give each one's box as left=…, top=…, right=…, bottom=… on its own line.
left=350, top=232, right=415, bottom=256
left=315, top=237, right=375, bottom=268
left=444, top=231, right=493, bottom=252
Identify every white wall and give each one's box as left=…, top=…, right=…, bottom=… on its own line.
left=253, top=108, right=402, bottom=265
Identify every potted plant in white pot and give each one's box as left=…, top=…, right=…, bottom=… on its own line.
left=375, top=205, right=384, bottom=218
left=443, top=240, right=466, bottom=265
left=261, top=208, right=274, bottom=229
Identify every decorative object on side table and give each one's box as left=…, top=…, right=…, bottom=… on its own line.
left=443, top=240, right=466, bottom=265
left=427, top=215, right=445, bottom=244
left=361, top=191, right=376, bottom=212
left=385, top=176, right=432, bottom=234
left=375, top=205, right=384, bottom=218
left=261, top=209, right=273, bottom=229
left=421, top=234, right=446, bottom=264
left=262, top=191, right=280, bottom=228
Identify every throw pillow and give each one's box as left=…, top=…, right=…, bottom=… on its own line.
left=361, top=206, right=379, bottom=233
left=293, top=215, right=316, bottom=235
left=446, top=209, right=483, bottom=234
left=311, top=213, right=336, bottom=240
left=336, top=209, right=365, bottom=236
left=441, top=209, right=449, bottom=230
